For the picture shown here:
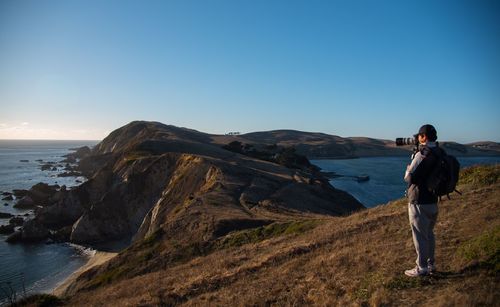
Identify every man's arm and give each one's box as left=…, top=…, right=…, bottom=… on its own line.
left=404, top=152, right=424, bottom=183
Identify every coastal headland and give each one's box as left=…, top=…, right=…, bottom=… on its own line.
left=3, top=121, right=499, bottom=305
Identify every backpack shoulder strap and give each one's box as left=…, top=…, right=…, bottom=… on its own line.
left=420, top=146, right=431, bottom=157
left=427, top=144, right=445, bottom=158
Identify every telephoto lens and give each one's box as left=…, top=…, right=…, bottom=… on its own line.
left=395, top=137, right=417, bottom=146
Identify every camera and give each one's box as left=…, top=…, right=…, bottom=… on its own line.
left=395, top=137, right=418, bottom=146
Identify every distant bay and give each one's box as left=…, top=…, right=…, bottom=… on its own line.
left=312, top=156, right=500, bottom=208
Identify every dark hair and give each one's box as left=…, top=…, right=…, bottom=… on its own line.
left=418, top=124, right=437, bottom=142
left=427, top=133, right=437, bottom=142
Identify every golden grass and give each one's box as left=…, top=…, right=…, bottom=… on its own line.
left=64, top=165, right=500, bottom=306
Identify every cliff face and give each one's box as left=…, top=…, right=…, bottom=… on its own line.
left=34, top=121, right=363, bottom=248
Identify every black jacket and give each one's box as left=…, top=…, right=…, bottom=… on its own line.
left=407, top=146, right=439, bottom=204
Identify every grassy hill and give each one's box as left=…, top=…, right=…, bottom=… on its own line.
left=51, top=164, right=499, bottom=306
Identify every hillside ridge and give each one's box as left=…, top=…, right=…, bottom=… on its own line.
left=94, top=121, right=500, bottom=159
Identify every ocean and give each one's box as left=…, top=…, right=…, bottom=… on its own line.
left=0, top=140, right=98, bottom=304
left=312, top=156, right=500, bottom=208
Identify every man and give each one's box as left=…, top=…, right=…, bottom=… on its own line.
left=404, top=124, right=439, bottom=277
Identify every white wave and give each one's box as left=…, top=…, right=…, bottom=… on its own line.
left=66, top=243, right=96, bottom=258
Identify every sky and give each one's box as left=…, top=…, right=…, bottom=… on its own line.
left=0, top=0, right=499, bottom=143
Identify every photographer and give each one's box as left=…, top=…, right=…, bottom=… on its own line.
left=403, top=124, right=439, bottom=277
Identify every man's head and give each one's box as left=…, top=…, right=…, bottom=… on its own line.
left=414, top=124, right=437, bottom=144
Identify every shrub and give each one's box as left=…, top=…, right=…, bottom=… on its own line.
left=217, top=220, right=321, bottom=249
left=353, top=272, right=384, bottom=300
left=222, top=141, right=243, bottom=153
left=459, top=165, right=500, bottom=188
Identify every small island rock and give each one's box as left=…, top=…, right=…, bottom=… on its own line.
left=0, top=224, right=15, bottom=235
left=9, top=216, right=24, bottom=226
left=0, top=212, right=14, bottom=218
left=14, top=195, right=35, bottom=209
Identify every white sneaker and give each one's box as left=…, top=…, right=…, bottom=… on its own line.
left=404, top=266, right=428, bottom=277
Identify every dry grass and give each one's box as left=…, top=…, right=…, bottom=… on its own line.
left=64, top=165, right=500, bottom=306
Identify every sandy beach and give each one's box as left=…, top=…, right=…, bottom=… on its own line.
left=52, top=251, right=117, bottom=297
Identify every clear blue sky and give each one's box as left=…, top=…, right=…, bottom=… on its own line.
left=1, top=0, right=499, bottom=142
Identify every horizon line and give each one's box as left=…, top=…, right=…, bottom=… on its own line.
left=0, top=138, right=102, bottom=142
left=0, top=138, right=496, bottom=145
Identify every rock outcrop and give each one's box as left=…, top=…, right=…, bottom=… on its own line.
left=13, top=183, right=60, bottom=209
left=6, top=219, right=49, bottom=243
left=14, top=196, right=35, bottom=209
left=62, top=146, right=91, bottom=163
left=0, top=224, right=15, bottom=235
left=0, top=212, right=14, bottom=218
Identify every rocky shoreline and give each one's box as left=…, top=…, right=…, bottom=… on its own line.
left=0, top=146, right=91, bottom=244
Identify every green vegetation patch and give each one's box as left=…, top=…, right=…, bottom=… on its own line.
left=10, top=293, right=64, bottom=307
left=123, top=150, right=154, bottom=162
left=222, top=141, right=316, bottom=171
left=141, top=229, right=164, bottom=248
left=169, top=242, right=211, bottom=264
left=165, top=220, right=322, bottom=264
left=385, top=275, right=433, bottom=290
left=457, top=226, right=500, bottom=273
left=459, top=164, right=500, bottom=188
left=168, top=220, right=321, bottom=264
left=353, top=272, right=385, bottom=300
left=216, top=220, right=321, bottom=249
left=87, top=266, right=128, bottom=289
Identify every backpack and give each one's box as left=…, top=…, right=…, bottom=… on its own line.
left=425, top=146, right=461, bottom=200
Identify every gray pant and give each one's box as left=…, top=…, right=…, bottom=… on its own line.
left=408, top=203, right=438, bottom=270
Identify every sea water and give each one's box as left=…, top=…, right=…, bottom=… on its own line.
left=0, top=140, right=98, bottom=304
left=312, top=156, right=500, bottom=208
